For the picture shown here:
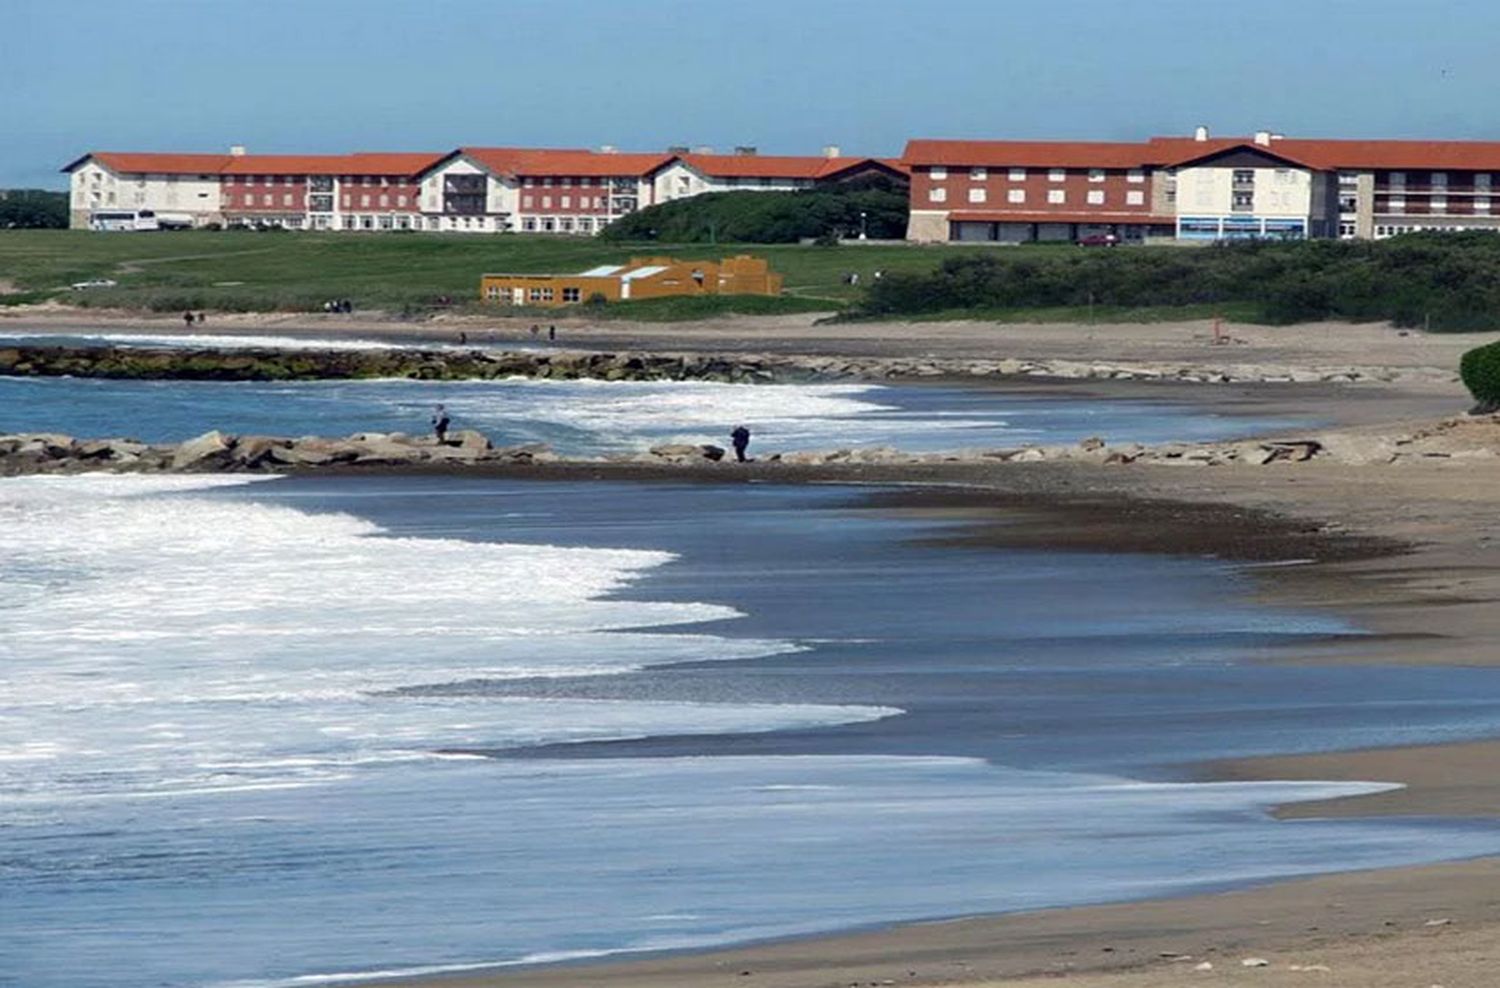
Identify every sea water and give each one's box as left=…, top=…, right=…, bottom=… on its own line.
left=0, top=374, right=1296, bottom=454
left=8, top=475, right=1500, bottom=988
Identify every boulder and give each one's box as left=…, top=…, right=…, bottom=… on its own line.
left=268, top=439, right=360, bottom=466
left=172, top=430, right=235, bottom=470
left=648, top=443, right=704, bottom=461
left=78, top=438, right=148, bottom=461
left=233, top=436, right=290, bottom=467
left=700, top=444, right=726, bottom=461
left=447, top=429, right=492, bottom=451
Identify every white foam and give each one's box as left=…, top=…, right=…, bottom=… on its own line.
left=0, top=475, right=890, bottom=803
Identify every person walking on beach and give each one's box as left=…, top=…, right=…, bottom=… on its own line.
left=730, top=425, right=751, bottom=463
left=547, top=325, right=556, bottom=342
left=431, top=403, right=451, bottom=443
left=182, top=310, right=194, bottom=329
left=530, top=324, right=540, bottom=338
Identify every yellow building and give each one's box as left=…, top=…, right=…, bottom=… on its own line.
left=480, top=255, right=782, bottom=307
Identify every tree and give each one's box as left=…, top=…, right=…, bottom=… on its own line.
left=0, top=190, right=68, bottom=229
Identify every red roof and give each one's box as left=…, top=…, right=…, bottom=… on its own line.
left=1148, top=136, right=1500, bottom=171
left=64, top=152, right=235, bottom=175
left=67, top=150, right=444, bottom=177
left=455, top=147, right=671, bottom=178
left=904, top=139, right=1153, bottom=169
left=947, top=210, right=1175, bottom=225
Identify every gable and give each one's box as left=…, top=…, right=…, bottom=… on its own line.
left=1171, top=144, right=1317, bottom=171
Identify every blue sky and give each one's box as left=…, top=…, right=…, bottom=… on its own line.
left=5, top=0, right=1499, bottom=188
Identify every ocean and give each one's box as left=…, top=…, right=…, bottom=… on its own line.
left=6, top=373, right=1500, bottom=987
left=8, top=473, right=1500, bottom=988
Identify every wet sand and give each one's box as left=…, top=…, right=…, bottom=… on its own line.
left=10, top=309, right=1500, bottom=986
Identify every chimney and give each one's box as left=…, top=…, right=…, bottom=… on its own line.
left=733, top=145, right=758, bottom=156
left=822, top=144, right=842, bottom=159
left=1270, top=132, right=1285, bottom=142
left=229, top=144, right=247, bottom=156
left=1193, top=125, right=1209, bottom=143
left=692, top=145, right=714, bottom=155
left=1253, top=130, right=1271, bottom=146
left=599, top=144, right=618, bottom=154
left=667, top=145, right=690, bottom=154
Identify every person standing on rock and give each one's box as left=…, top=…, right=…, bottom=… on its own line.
left=730, top=425, right=751, bottom=463
left=431, top=403, right=451, bottom=443
left=548, top=325, right=556, bottom=342
left=182, top=310, right=194, bottom=329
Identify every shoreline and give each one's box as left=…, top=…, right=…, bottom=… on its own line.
left=271, top=456, right=1499, bottom=988
left=9, top=315, right=1500, bottom=986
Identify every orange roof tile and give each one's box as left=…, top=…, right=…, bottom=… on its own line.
left=64, top=152, right=235, bottom=175
left=903, top=139, right=1154, bottom=169
left=456, top=147, right=671, bottom=178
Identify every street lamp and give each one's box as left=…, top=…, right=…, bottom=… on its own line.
left=859, top=211, right=868, bottom=241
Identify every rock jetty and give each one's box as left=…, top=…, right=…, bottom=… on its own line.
left=0, top=344, right=1454, bottom=387
left=5, top=415, right=1494, bottom=478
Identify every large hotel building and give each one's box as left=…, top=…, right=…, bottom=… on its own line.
left=63, top=129, right=1500, bottom=242
left=61, top=145, right=904, bottom=235
left=904, top=128, right=1500, bottom=243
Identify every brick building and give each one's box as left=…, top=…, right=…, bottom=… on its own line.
left=904, top=128, right=1500, bottom=243
left=62, top=145, right=901, bottom=235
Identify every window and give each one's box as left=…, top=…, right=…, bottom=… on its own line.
left=397, top=194, right=407, bottom=206
left=542, top=177, right=553, bottom=187
left=929, top=187, right=947, bottom=203
left=1388, top=171, right=1406, bottom=187
left=1126, top=190, right=1145, bottom=206
left=1086, top=189, right=1104, bottom=205
left=343, top=216, right=357, bottom=229
left=1233, top=169, right=1254, bottom=184
left=1232, top=192, right=1254, bottom=208
left=1088, top=168, right=1105, bottom=183
left=1008, top=167, right=1025, bottom=181
left=522, top=218, right=537, bottom=231
left=1478, top=198, right=1492, bottom=213
left=1127, top=169, right=1144, bottom=183
left=542, top=196, right=551, bottom=208
left=1478, top=174, right=1494, bottom=190
left=379, top=215, right=394, bottom=229
left=1007, top=189, right=1025, bottom=204
left=263, top=194, right=273, bottom=206
left=1431, top=172, right=1448, bottom=187
left=577, top=218, right=592, bottom=232
left=970, top=167, right=987, bottom=180
left=1048, top=168, right=1065, bottom=182
left=561, top=177, right=572, bottom=187
left=1047, top=189, right=1065, bottom=204
left=282, top=193, right=292, bottom=206
left=342, top=195, right=351, bottom=208
left=563, top=287, right=581, bottom=302
left=542, top=218, right=555, bottom=231
left=360, top=215, right=374, bottom=229
left=930, top=166, right=947, bottom=179
left=560, top=217, right=574, bottom=231
left=524, top=177, right=535, bottom=188
left=1389, top=196, right=1407, bottom=213
left=561, top=196, right=571, bottom=207
left=379, top=194, right=389, bottom=207
left=360, top=194, right=370, bottom=207
left=581, top=177, right=593, bottom=187
left=1432, top=196, right=1448, bottom=212
left=523, top=196, right=533, bottom=208
left=363, top=176, right=374, bottom=187
left=968, top=188, right=986, bottom=203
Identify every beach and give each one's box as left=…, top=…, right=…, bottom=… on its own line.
left=5, top=310, right=1500, bottom=987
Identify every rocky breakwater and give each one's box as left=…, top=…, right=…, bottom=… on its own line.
left=0, top=428, right=555, bottom=476
left=0, top=343, right=1454, bottom=387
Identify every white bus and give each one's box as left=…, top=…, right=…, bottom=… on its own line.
left=88, top=210, right=195, bottom=232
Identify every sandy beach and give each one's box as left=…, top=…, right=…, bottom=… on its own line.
left=8, top=308, right=1500, bottom=987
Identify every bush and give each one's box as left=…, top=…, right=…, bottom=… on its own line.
left=853, top=233, right=1500, bottom=332
left=1460, top=339, right=1500, bottom=411
left=601, top=176, right=908, bottom=244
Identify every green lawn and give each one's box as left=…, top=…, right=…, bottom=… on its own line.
left=0, top=229, right=990, bottom=316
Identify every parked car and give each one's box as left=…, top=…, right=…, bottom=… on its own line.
left=1076, top=233, right=1119, bottom=247
left=69, top=278, right=118, bottom=290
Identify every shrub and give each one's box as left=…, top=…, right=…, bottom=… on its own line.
left=1460, top=339, right=1500, bottom=411
left=601, top=176, right=909, bottom=244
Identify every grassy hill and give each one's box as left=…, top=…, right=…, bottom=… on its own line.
left=0, top=229, right=955, bottom=317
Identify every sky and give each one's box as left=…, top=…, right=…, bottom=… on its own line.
left=5, top=0, right=1500, bottom=188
